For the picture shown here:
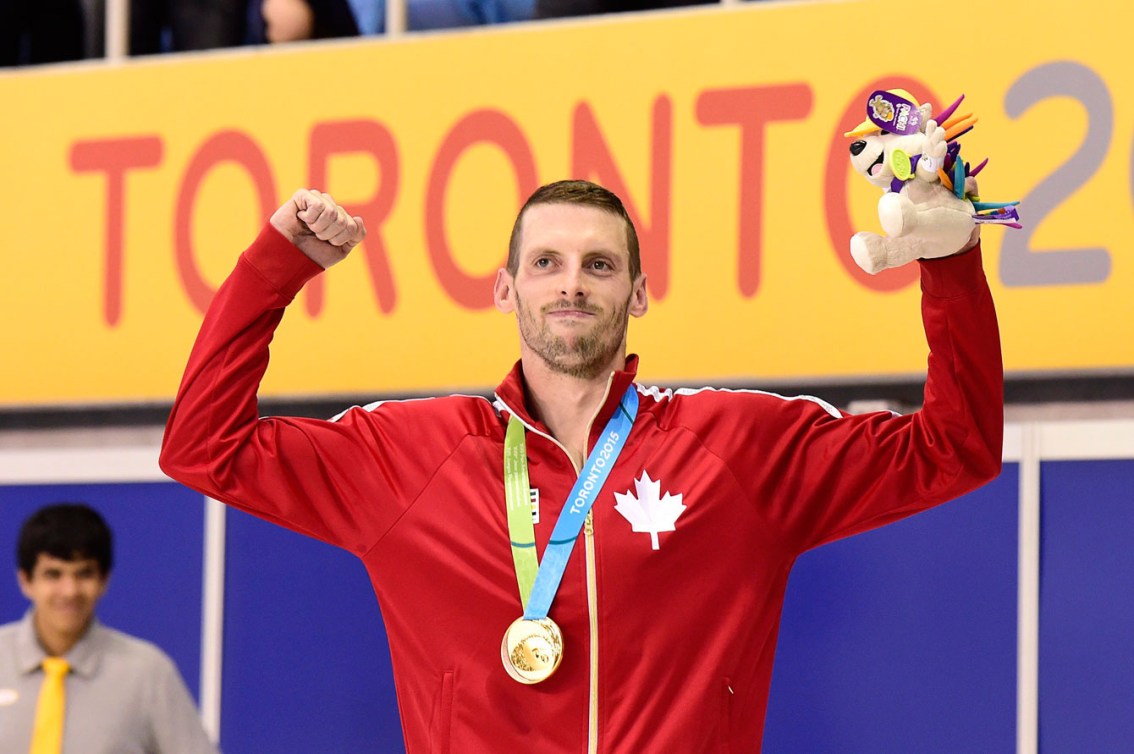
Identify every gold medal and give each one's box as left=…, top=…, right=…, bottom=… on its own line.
left=500, top=617, right=563, bottom=684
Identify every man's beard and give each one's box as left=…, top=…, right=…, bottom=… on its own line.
left=515, top=293, right=631, bottom=379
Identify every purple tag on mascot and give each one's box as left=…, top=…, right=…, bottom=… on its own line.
left=865, top=90, right=922, bottom=135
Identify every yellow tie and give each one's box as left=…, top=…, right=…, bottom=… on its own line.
left=29, top=656, right=69, bottom=754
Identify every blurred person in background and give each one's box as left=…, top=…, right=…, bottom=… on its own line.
left=256, top=0, right=359, bottom=43
left=0, top=0, right=85, bottom=66
left=0, top=503, right=218, bottom=753
left=129, top=0, right=247, bottom=54
left=534, top=0, right=713, bottom=20
left=329, top=0, right=532, bottom=35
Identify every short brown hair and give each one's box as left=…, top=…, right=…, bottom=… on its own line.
left=507, top=180, right=641, bottom=280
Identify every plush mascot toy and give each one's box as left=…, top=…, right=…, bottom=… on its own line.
left=845, top=89, right=1020, bottom=273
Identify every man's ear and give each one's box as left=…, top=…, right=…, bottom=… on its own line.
left=493, top=268, right=515, bottom=314
left=17, top=569, right=32, bottom=600
left=629, top=274, right=649, bottom=318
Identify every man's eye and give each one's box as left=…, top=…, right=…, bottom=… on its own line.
left=591, top=260, right=611, bottom=271
left=534, top=258, right=551, bottom=268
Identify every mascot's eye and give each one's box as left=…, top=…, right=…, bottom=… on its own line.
left=849, top=140, right=867, bottom=156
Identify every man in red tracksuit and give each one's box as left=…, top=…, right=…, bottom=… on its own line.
left=160, top=180, right=1002, bottom=753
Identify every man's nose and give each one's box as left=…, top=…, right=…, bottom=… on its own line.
left=560, top=267, right=587, bottom=297
left=849, top=140, right=867, bottom=156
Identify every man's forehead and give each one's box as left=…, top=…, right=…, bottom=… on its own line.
left=32, top=553, right=102, bottom=573
left=519, top=203, right=629, bottom=251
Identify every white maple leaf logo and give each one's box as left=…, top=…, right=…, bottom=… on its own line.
left=613, top=471, right=686, bottom=550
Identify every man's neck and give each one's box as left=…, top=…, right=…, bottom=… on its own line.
left=33, top=614, right=89, bottom=658
left=522, top=357, right=620, bottom=469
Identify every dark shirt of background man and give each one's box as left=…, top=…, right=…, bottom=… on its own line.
left=0, top=0, right=85, bottom=67
left=534, top=0, right=714, bottom=19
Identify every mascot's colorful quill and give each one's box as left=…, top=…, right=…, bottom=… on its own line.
left=845, top=89, right=1020, bottom=274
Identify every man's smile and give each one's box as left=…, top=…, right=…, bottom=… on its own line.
left=547, top=309, right=595, bottom=320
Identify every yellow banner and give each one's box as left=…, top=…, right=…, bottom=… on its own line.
left=1, top=0, right=1131, bottom=406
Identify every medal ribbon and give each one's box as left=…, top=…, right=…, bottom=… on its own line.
left=504, top=417, right=539, bottom=608
left=503, top=386, right=638, bottom=620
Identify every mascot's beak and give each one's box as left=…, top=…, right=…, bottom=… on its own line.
left=849, top=140, right=867, bottom=156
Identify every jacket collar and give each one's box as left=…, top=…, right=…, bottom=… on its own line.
left=493, top=355, right=641, bottom=445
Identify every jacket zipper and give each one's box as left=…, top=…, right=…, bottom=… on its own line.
left=584, top=510, right=599, bottom=754
left=581, top=378, right=613, bottom=754
left=495, top=375, right=616, bottom=753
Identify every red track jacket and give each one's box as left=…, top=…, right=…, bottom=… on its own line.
left=160, top=225, right=1003, bottom=753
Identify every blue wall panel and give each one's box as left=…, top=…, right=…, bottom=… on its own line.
left=0, top=482, right=206, bottom=699
left=764, top=465, right=1019, bottom=753
left=219, top=507, right=403, bottom=754
left=1039, top=459, right=1134, bottom=752
left=15, top=457, right=1132, bottom=752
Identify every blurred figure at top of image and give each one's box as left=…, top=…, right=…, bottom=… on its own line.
left=129, top=0, right=247, bottom=55
left=313, top=0, right=533, bottom=37
left=0, top=0, right=85, bottom=67
left=534, top=0, right=713, bottom=20
left=258, top=0, right=359, bottom=42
